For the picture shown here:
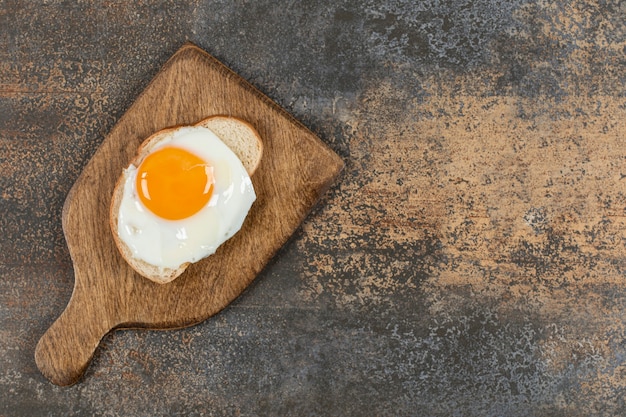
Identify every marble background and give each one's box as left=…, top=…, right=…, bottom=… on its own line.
left=2, top=1, right=626, bottom=415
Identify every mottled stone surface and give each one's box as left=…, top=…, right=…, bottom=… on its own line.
left=1, top=0, right=626, bottom=416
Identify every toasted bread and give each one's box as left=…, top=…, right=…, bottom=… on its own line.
left=109, top=116, right=263, bottom=284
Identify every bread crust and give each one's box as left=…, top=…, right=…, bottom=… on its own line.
left=109, top=116, right=263, bottom=284
left=195, top=115, right=263, bottom=175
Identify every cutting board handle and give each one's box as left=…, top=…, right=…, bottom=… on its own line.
left=35, top=289, right=114, bottom=386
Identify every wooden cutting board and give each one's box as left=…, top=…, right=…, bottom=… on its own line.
left=34, top=43, right=343, bottom=386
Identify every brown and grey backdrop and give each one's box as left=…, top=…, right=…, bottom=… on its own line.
left=2, top=0, right=626, bottom=416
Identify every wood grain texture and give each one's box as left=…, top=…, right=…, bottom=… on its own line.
left=33, top=43, right=344, bottom=386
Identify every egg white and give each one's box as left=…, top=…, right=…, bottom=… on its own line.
left=116, top=126, right=256, bottom=270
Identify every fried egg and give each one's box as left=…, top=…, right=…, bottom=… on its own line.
left=116, top=126, right=255, bottom=270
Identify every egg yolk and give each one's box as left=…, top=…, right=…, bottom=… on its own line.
left=136, top=147, right=214, bottom=220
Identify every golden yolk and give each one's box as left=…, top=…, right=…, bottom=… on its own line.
left=136, top=147, right=214, bottom=220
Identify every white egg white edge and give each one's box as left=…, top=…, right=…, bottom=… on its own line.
left=116, top=126, right=256, bottom=271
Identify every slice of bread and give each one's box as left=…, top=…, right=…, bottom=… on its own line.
left=109, top=116, right=263, bottom=284
left=195, top=116, right=263, bottom=175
